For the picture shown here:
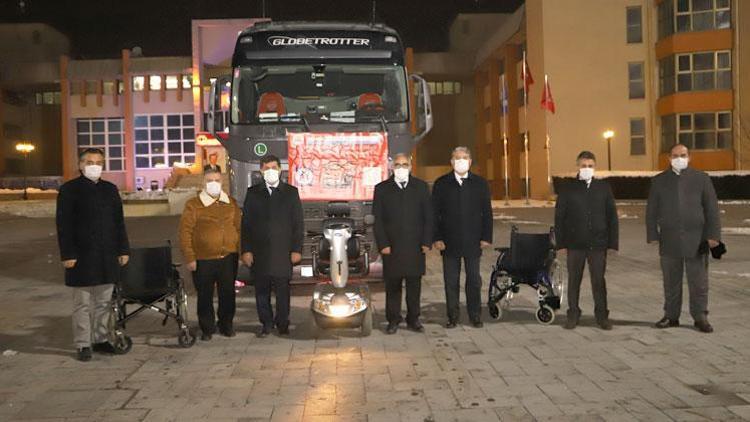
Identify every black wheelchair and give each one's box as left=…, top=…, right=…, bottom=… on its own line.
left=487, top=226, right=565, bottom=325
left=108, top=243, right=196, bottom=353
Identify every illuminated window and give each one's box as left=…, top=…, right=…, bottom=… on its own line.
left=149, top=75, right=162, bottom=91
left=132, top=76, right=145, bottom=91
left=165, top=75, right=179, bottom=90
left=182, top=75, right=192, bottom=89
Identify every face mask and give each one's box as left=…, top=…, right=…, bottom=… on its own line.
left=671, top=157, right=688, bottom=171
left=263, top=168, right=280, bottom=185
left=83, top=164, right=102, bottom=181
left=394, top=167, right=409, bottom=183
left=205, top=181, right=222, bottom=197
left=579, top=167, right=594, bottom=181
left=453, top=159, right=470, bottom=175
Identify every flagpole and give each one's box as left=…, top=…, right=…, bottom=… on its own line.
left=544, top=74, right=553, bottom=203
left=523, top=51, right=530, bottom=206
left=501, top=74, right=510, bottom=206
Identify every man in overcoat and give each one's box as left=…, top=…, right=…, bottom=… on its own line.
left=373, top=153, right=433, bottom=334
left=56, top=148, right=130, bottom=361
left=241, top=154, right=304, bottom=337
left=646, top=144, right=721, bottom=333
left=432, top=146, right=493, bottom=328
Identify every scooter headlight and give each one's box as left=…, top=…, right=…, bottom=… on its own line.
left=313, top=292, right=367, bottom=318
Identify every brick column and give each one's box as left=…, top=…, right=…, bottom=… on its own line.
left=122, top=49, right=135, bottom=191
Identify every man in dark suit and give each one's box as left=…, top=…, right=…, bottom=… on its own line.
left=432, top=146, right=493, bottom=328
left=241, top=155, right=304, bottom=337
left=554, top=151, right=618, bottom=330
left=203, top=153, right=222, bottom=173
left=647, top=144, right=720, bottom=333
left=56, top=148, right=130, bottom=361
left=373, top=153, right=433, bottom=334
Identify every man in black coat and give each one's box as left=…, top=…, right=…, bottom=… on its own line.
left=56, top=148, right=130, bottom=361
left=554, top=151, right=618, bottom=330
left=373, top=153, right=433, bottom=334
left=241, top=154, right=304, bottom=337
left=647, top=144, right=721, bottom=333
left=432, top=146, right=493, bottom=328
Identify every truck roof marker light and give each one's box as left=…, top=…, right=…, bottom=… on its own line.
left=384, top=35, right=397, bottom=43
left=216, top=132, right=229, bottom=142
left=240, top=36, right=252, bottom=44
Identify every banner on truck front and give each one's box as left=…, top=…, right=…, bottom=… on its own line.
left=287, top=132, right=389, bottom=201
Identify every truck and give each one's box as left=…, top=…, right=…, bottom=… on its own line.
left=207, top=21, right=433, bottom=281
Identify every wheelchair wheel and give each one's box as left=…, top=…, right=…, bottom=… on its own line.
left=112, top=331, right=133, bottom=354
left=176, top=285, right=189, bottom=323
left=178, top=327, right=196, bottom=348
left=488, top=303, right=502, bottom=320
left=535, top=305, right=555, bottom=325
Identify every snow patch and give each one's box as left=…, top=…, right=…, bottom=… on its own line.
left=722, top=227, right=750, bottom=235
left=619, top=214, right=639, bottom=219
left=493, top=213, right=517, bottom=221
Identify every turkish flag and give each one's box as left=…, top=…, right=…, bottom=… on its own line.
left=541, top=76, right=555, bottom=114
left=521, top=55, right=534, bottom=93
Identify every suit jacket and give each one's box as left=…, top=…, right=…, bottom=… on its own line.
left=56, top=175, right=130, bottom=287
left=203, top=164, right=221, bottom=173
left=241, top=182, right=304, bottom=278
left=432, top=171, right=493, bottom=258
left=646, top=167, right=721, bottom=258
left=373, top=176, right=433, bottom=278
left=554, top=178, right=618, bottom=251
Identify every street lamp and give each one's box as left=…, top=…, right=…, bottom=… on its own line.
left=602, top=130, right=614, bottom=171
left=15, top=142, right=35, bottom=200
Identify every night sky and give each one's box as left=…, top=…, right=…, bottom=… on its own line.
left=0, top=0, right=523, bottom=58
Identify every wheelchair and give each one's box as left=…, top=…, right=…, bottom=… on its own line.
left=108, top=243, right=196, bottom=353
left=487, top=226, right=565, bottom=325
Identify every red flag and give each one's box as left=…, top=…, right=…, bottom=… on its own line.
left=521, top=53, right=534, bottom=93
left=541, top=75, right=555, bottom=113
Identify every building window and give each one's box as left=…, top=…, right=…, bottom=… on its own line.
left=165, top=75, right=179, bottom=90
left=626, top=6, right=643, bottom=43
left=674, top=50, right=731, bottom=92
left=182, top=75, right=192, bottom=89
left=149, top=75, right=162, bottom=91
left=132, top=76, right=145, bottom=91
left=427, top=81, right=462, bottom=96
left=103, top=81, right=115, bottom=95
left=630, top=118, right=646, bottom=155
left=35, top=91, right=61, bottom=105
left=628, top=62, right=645, bottom=99
left=134, top=113, right=195, bottom=169
left=76, top=118, right=125, bottom=171
left=659, top=56, right=676, bottom=96
left=677, top=0, right=731, bottom=33
left=661, top=111, right=732, bottom=152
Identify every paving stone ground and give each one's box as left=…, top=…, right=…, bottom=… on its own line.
left=1, top=202, right=749, bottom=421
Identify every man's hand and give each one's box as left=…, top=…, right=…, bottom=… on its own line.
left=480, top=241, right=492, bottom=248
left=380, top=247, right=391, bottom=255
left=433, top=241, right=446, bottom=251
left=421, top=245, right=430, bottom=254
left=707, top=239, right=720, bottom=248
left=241, top=252, right=254, bottom=267
left=291, top=252, right=302, bottom=264
left=187, top=261, right=197, bottom=272
left=118, top=255, right=129, bottom=266
left=62, top=259, right=77, bottom=269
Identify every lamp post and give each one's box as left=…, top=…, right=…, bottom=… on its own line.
left=15, top=142, right=35, bottom=200
left=602, top=130, right=614, bottom=171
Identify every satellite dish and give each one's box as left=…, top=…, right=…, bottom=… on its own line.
left=131, top=46, right=143, bottom=57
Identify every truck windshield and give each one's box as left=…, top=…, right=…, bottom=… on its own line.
left=231, top=64, right=408, bottom=124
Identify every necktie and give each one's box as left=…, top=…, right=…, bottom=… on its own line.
left=460, top=177, right=467, bottom=186
left=400, top=182, right=406, bottom=189
left=269, top=186, right=278, bottom=196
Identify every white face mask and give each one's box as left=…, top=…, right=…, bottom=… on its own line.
left=671, top=157, right=688, bottom=171
left=263, top=168, right=280, bottom=185
left=205, top=181, right=222, bottom=197
left=453, top=158, right=470, bottom=175
left=579, top=167, right=595, bottom=181
left=394, top=167, right=410, bottom=183
left=83, top=164, right=103, bottom=181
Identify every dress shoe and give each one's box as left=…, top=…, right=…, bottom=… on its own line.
left=219, top=327, right=236, bottom=337
left=407, top=321, right=424, bottom=332
left=200, top=332, right=212, bottom=341
left=76, top=347, right=92, bottom=362
left=445, top=320, right=458, bottom=329
left=471, top=320, right=484, bottom=328
left=694, top=320, right=714, bottom=333
left=256, top=326, right=271, bottom=338
left=597, top=319, right=613, bottom=330
left=92, top=342, right=117, bottom=354
left=654, top=317, right=679, bottom=329
left=386, top=323, right=399, bottom=334
left=277, top=325, right=290, bottom=336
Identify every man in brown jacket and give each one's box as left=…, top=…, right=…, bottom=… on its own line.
left=180, top=168, right=241, bottom=340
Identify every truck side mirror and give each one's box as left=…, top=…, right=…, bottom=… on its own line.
left=410, top=74, right=433, bottom=143
left=208, top=75, right=232, bottom=142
